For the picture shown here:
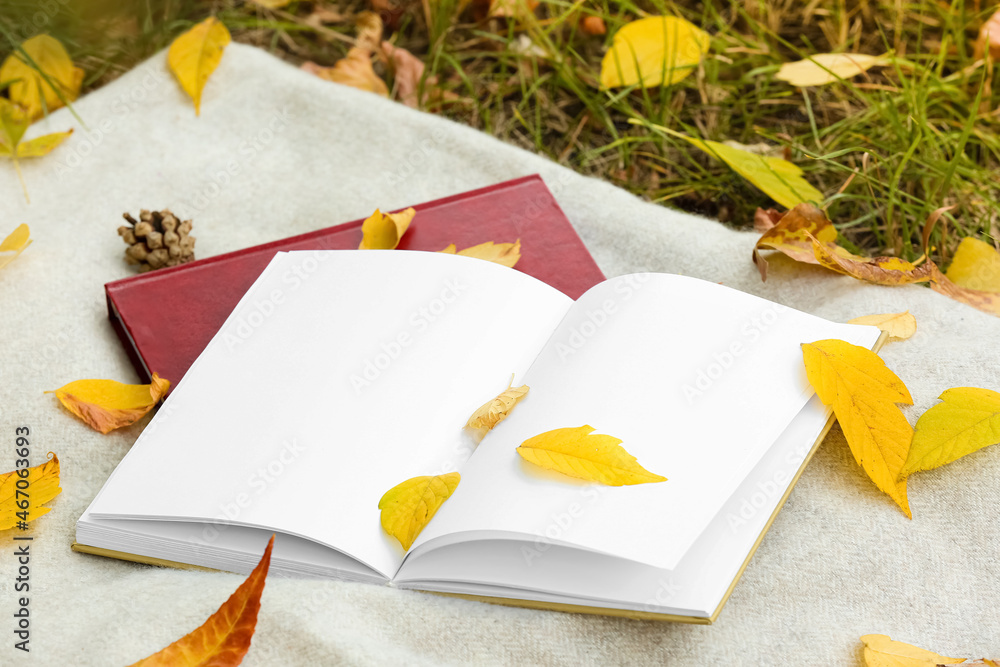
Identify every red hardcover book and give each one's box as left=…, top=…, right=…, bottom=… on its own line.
left=106, top=175, right=606, bottom=385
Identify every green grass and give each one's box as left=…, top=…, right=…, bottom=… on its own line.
left=2, top=0, right=999, bottom=263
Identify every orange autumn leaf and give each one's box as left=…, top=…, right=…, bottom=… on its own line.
left=807, top=233, right=935, bottom=286
left=974, top=8, right=1000, bottom=61
left=130, top=535, right=273, bottom=666
left=580, top=16, right=607, bottom=36
left=0, top=453, right=61, bottom=531
left=752, top=203, right=849, bottom=281
left=440, top=239, right=521, bottom=268
left=48, top=373, right=170, bottom=434
left=301, top=48, right=388, bottom=97
left=929, top=263, right=1000, bottom=318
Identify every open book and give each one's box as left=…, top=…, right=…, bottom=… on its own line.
left=76, top=250, right=881, bottom=623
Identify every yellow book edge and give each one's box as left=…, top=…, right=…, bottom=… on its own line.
left=72, top=331, right=890, bottom=624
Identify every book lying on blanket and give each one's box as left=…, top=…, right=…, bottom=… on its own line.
left=76, top=250, right=883, bottom=623
left=104, top=174, right=605, bottom=385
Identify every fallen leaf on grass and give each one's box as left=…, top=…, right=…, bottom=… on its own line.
left=0, top=224, right=32, bottom=271
left=752, top=204, right=848, bottom=280
left=301, top=48, right=389, bottom=96
left=808, top=233, right=935, bottom=285
left=904, top=387, right=1000, bottom=476
left=847, top=312, right=917, bottom=341
left=130, top=535, right=273, bottom=666
left=516, top=425, right=666, bottom=486
left=0, top=34, right=83, bottom=120
left=379, top=473, right=460, bottom=550
left=945, top=237, right=1000, bottom=292
left=168, top=17, right=231, bottom=115
left=248, top=0, right=292, bottom=7
left=381, top=41, right=425, bottom=108
left=580, top=16, right=607, bottom=36
left=600, top=16, right=710, bottom=89
left=861, top=634, right=965, bottom=666
left=0, top=99, right=73, bottom=202
left=466, top=378, right=529, bottom=433
left=802, top=340, right=913, bottom=517
left=0, top=454, right=61, bottom=531
left=974, top=8, right=1000, bottom=61
left=48, top=373, right=170, bottom=434
left=355, top=11, right=384, bottom=53
left=358, top=207, right=414, bottom=249
left=440, top=239, right=521, bottom=267
left=489, top=0, right=539, bottom=21
left=775, top=53, right=889, bottom=87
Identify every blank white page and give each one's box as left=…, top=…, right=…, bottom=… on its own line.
left=414, top=274, right=880, bottom=570
left=86, top=250, right=573, bottom=579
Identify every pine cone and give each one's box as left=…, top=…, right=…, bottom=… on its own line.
left=118, top=209, right=196, bottom=272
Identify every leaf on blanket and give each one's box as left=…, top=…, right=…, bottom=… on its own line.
left=802, top=340, right=913, bottom=517
left=904, top=387, right=1000, bottom=476
left=129, top=535, right=273, bottom=666
left=0, top=224, right=32, bottom=271
left=944, top=237, right=1000, bottom=293
left=861, top=634, right=966, bottom=666
left=168, top=17, right=231, bottom=115
left=440, top=239, right=521, bottom=267
left=847, top=312, right=917, bottom=342
left=752, top=203, right=846, bottom=280
left=0, top=454, right=61, bottom=531
left=600, top=16, right=710, bottom=89
left=466, top=377, right=529, bottom=434
left=0, top=99, right=73, bottom=202
left=775, top=53, right=889, bottom=87
left=928, top=263, right=1000, bottom=318
left=379, top=473, right=460, bottom=550
left=358, top=207, right=414, bottom=250
left=0, top=34, right=83, bottom=120
left=808, top=233, right=935, bottom=285
left=301, top=48, right=389, bottom=97
left=516, top=425, right=667, bottom=486
left=47, top=373, right=170, bottom=434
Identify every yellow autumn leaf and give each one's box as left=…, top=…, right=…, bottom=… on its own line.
left=928, top=263, right=1000, bottom=318
left=752, top=203, right=853, bottom=280
left=466, top=378, right=529, bottom=433
left=516, top=425, right=666, bottom=486
left=861, top=634, right=964, bottom=667
left=48, top=373, right=170, bottom=434
left=776, top=53, right=889, bottom=87
left=945, top=237, right=1000, bottom=293
left=0, top=453, right=61, bottom=531
left=903, top=387, right=1000, bottom=476
left=600, top=16, right=710, bottom=89
left=167, top=17, right=231, bottom=115
left=301, top=48, right=389, bottom=97
left=358, top=207, right=415, bottom=250
left=808, top=233, right=935, bottom=286
left=802, top=339, right=914, bottom=517
left=0, top=223, right=32, bottom=271
left=847, top=312, right=917, bottom=342
left=440, top=239, right=521, bottom=268
left=14, top=130, right=73, bottom=158
left=0, top=98, right=72, bottom=202
left=0, top=34, right=83, bottom=120
left=378, top=473, right=460, bottom=550
left=130, top=535, right=272, bottom=666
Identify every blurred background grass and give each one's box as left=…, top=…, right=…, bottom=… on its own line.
left=2, top=0, right=998, bottom=263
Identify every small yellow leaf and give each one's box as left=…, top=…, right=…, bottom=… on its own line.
left=358, top=207, right=415, bottom=250
left=945, top=237, right=1000, bottom=293
left=847, top=312, right=917, bottom=342
left=15, top=129, right=73, bottom=157
left=0, top=454, right=61, bottom=531
left=0, top=34, right=83, bottom=120
left=167, top=17, right=231, bottom=115
left=775, top=53, right=889, bottom=87
left=752, top=203, right=850, bottom=280
left=379, top=473, right=460, bottom=550
left=516, top=425, right=666, bottom=486
left=439, top=239, right=521, bottom=268
left=0, top=223, right=32, bottom=271
left=904, top=387, right=1000, bottom=476
left=808, top=233, right=935, bottom=286
left=301, top=48, right=389, bottom=97
left=600, top=16, right=710, bottom=89
left=0, top=98, right=30, bottom=150
left=802, top=340, right=914, bottom=517
left=861, top=634, right=964, bottom=667
left=130, top=535, right=273, bottom=666
left=49, top=373, right=170, bottom=434
left=466, top=379, right=529, bottom=432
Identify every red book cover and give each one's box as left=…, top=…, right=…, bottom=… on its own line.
left=106, top=175, right=606, bottom=385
